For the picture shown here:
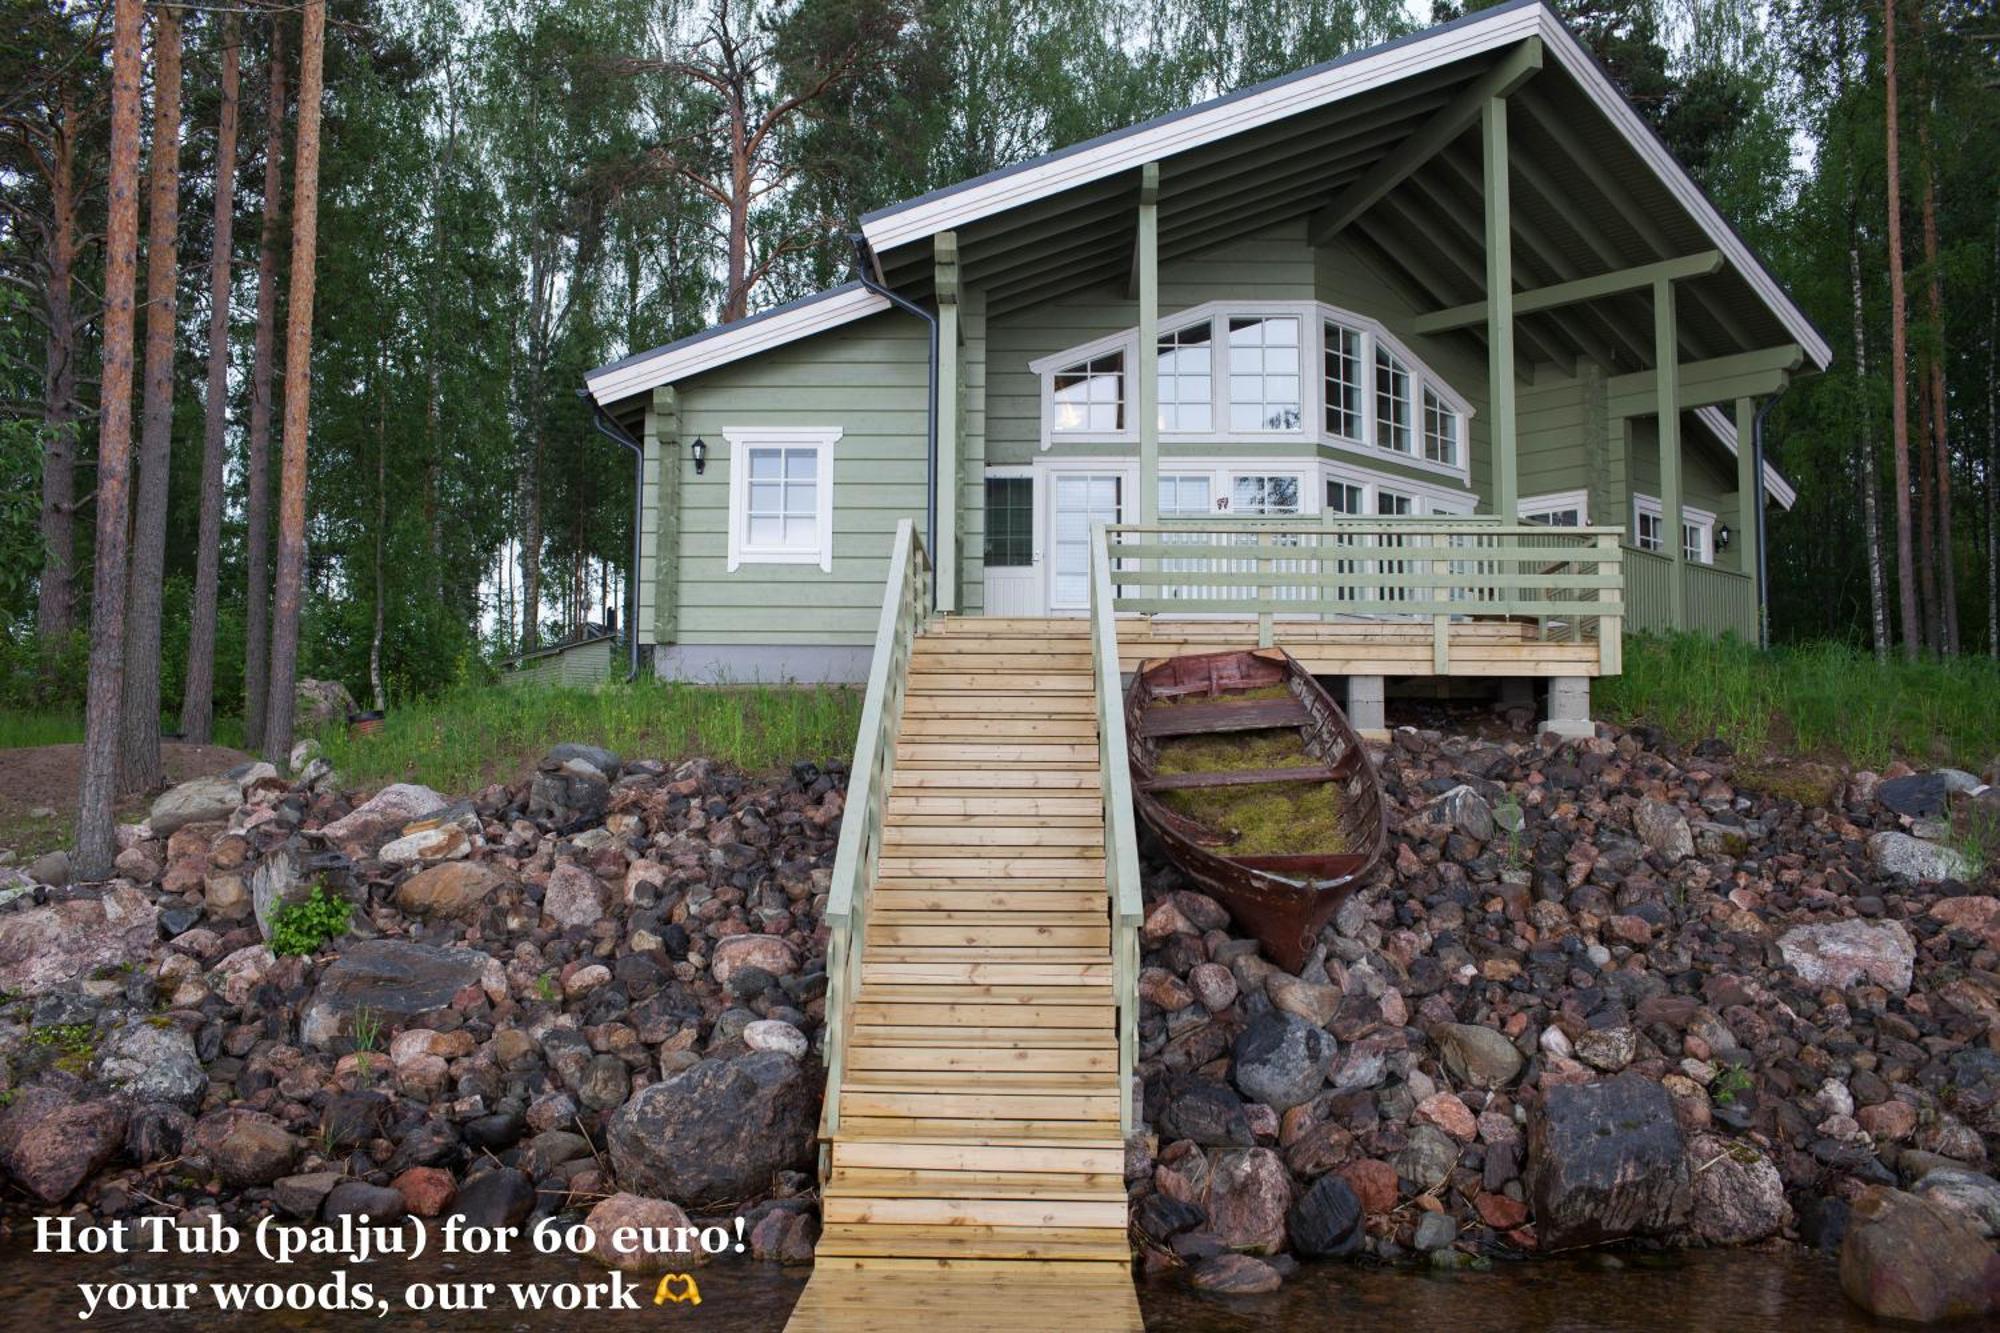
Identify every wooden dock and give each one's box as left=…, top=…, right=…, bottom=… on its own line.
left=786, top=618, right=1142, bottom=1332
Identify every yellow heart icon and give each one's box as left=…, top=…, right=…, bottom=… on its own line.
left=653, top=1273, right=702, bottom=1306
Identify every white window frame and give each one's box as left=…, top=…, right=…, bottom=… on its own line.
left=724, top=427, right=839, bottom=573
left=1632, top=493, right=1715, bottom=564
left=1028, top=299, right=1473, bottom=482
left=1519, top=489, right=1591, bottom=526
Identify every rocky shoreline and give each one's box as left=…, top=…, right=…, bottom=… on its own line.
left=1, top=721, right=1998, bottom=1320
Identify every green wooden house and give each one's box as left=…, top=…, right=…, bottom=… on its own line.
left=582, top=0, right=1826, bottom=728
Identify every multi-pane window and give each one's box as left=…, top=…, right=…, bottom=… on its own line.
left=1635, top=509, right=1663, bottom=552
left=1323, top=322, right=1363, bottom=440
left=1682, top=522, right=1706, bottom=563
left=1230, top=474, right=1301, bottom=515
left=1376, top=490, right=1413, bottom=517
left=744, top=447, right=820, bottom=553
left=1157, top=325, right=1213, bottom=432
left=1226, top=317, right=1302, bottom=431
left=1325, top=480, right=1365, bottom=515
left=1374, top=346, right=1412, bottom=454
left=984, top=477, right=1033, bottom=567
left=1421, top=388, right=1458, bottom=467
left=1158, top=473, right=1214, bottom=517
left=1050, top=473, right=1121, bottom=607
left=1052, top=352, right=1124, bottom=433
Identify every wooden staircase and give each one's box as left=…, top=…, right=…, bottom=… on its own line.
left=785, top=618, right=1142, bottom=1331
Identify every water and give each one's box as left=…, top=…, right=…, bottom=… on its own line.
left=0, top=1244, right=1887, bottom=1330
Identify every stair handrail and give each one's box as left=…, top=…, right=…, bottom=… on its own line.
left=1090, top=523, right=1144, bottom=1136
left=821, top=518, right=929, bottom=1140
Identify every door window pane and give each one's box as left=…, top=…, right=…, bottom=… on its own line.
left=1051, top=474, right=1120, bottom=607
left=984, top=477, right=1033, bottom=567
left=1226, top=317, right=1302, bottom=431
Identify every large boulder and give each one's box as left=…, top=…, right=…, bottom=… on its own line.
left=1840, top=1185, right=2000, bottom=1323
left=149, top=775, right=243, bottom=836
left=1230, top=1011, right=1333, bottom=1112
left=1527, top=1072, right=1691, bottom=1250
left=1776, top=919, right=1917, bottom=993
left=191, top=1109, right=300, bottom=1188
left=0, top=885, right=158, bottom=997
left=607, top=1052, right=820, bottom=1210
left=1867, top=832, right=1979, bottom=885
left=1288, top=1172, right=1364, bottom=1258
left=251, top=846, right=314, bottom=941
left=299, top=939, right=491, bottom=1048
left=529, top=752, right=613, bottom=830
left=1687, top=1133, right=1790, bottom=1245
left=295, top=678, right=358, bottom=730
left=1876, top=771, right=1950, bottom=818
left=395, top=861, right=509, bottom=919
left=1913, top=1168, right=2000, bottom=1238
left=0, top=1087, right=129, bottom=1202
left=582, top=1194, right=702, bottom=1274
left=1201, top=1148, right=1293, bottom=1254
left=95, top=1018, right=208, bottom=1112
left=318, top=784, right=448, bottom=854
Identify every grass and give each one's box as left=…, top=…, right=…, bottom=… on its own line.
left=316, top=680, right=861, bottom=792
left=1598, top=634, right=2000, bottom=771
left=0, top=711, right=247, bottom=750
left=1154, top=728, right=1347, bottom=857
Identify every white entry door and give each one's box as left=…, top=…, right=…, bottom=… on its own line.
left=1048, top=472, right=1122, bottom=611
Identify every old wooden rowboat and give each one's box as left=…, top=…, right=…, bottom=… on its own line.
left=1125, top=647, right=1386, bottom=972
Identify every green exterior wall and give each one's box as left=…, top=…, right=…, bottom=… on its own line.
left=505, top=636, right=614, bottom=689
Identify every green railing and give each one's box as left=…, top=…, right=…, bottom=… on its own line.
left=1103, top=518, right=1626, bottom=674
left=1622, top=544, right=1757, bottom=640
left=820, top=518, right=930, bottom=1140
left=1089, top=525, right=1144, bottom=1136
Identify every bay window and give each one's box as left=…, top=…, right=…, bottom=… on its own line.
left=1374, top=346, right=1413, bottom=454
left=1421, top=387, right=1459, bottom=467
left=1225, top=316, right=1302, bottom=432
left=1323, top=322, right=1364, bottom=440
left=1157, top=325, right=1213, bottom=432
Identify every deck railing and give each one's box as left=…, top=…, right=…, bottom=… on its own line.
left=1089, top=525, right=1144, bottom=1137
left=1621, top=544, right=1757, bottom=641
left=1103, top=518, right=1626, bottom=674
left=820, top=519, right=930, bottom=1140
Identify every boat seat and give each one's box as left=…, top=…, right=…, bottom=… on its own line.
left=1138, top=763, right=1340, bottom=792
left=1139, top=696, right=1309, bottom=738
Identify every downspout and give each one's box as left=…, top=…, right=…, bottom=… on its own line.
left=581, top=389, right=645, bottom=682
left=850, top=233, right=940, bottom=600
left=1752, top=392, right=1782, bottom=651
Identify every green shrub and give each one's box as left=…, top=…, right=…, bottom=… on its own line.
left=269, top=885, right=354, bottom=957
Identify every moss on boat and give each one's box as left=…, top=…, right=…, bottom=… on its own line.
left=1154, top=726, right=1348, bottom=857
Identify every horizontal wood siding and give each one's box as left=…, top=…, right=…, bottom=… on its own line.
left=1626, top=412, right=1749, bottom=575
left=672, top=312, right=930, bottom=646
left=1623, top=544, right=1757, bottom=638
left=504, top=637, right=613, bottom=689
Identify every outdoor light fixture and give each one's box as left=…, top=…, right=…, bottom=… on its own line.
left=1715, top=524, right=1732, bottom=552
left=691, top=436, right=708, bottom=474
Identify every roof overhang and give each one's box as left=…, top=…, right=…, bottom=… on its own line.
left=860, top=0, right=1828, bottom=371
left=1696, top=405, right=1796, bottom=510
left=583, top=282, right=891, bottom=408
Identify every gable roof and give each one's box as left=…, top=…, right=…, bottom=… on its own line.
left=1696, top=405, right=1796, bottom=510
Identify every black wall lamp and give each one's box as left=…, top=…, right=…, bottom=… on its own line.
left=1715, top=523, right=1732, bottom=552
left=691, top=436, right=708, bottom=475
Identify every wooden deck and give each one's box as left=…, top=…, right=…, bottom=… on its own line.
left=787, top=619, right=1142, bottom=1332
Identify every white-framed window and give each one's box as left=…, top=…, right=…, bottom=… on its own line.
left=1326, top=478, right=1365, bottom=515
left=1421, top=387, right=1460, bottom=467
left=725, top=427, right=838, bottom=572
left=1157, top=324, right=1214, bottom=432
left=1374, top=345, right=1413, bottom=455
left=1051, top=350, right=1124, bottom=433
left=1227, top=472, right=1302, bottom=515
left=1632, top=494, right=1714, bottom=564
left=1049, top=471, right=1122, bottom=608
left=1323, top=321, right=1364, bottom=441
left=1029, top=301, right=1473, bottom=480
left=1225, top=316, right=1302, bottom=432
left=1158, top=472, right=1214, bottom=517
left=1520, top=490, right=1589, bottom=527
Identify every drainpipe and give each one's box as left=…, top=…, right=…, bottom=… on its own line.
left=1752, top=393, right=1782, bottom=651
left=850, top=232, right=940, bottom=602
left=580, top=389, right=645, bottom=682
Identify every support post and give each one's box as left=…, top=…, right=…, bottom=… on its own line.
left=934, top=232, right=959, bottom=612
left=1734, top=394, right=1760, bottom=586
left=1482, top=97, right=1517, bottom=522
left=650, top=385, right=680, bottom=650
left=1541, top=676, right=1593, bottom=740
left=1346, top=675, right=1386, bottom=739
left=1136, top=164, right=1159, bottom=527
left=1654, top=277, right=1684, bottom=627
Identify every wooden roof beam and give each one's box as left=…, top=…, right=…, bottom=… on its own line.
left=1306, top=37, right=1543, bottom=246
left=1411, top=251, right=1723, bottom=334
left=1605, top=343, right=1804, bottom=417
left=1366, top=190, right=1564, bottom=371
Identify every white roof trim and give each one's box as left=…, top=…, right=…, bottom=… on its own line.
left=584, top=284, right=891, bottom=404
left=1696, top=405, right=1796, bottom=510
left=858, top=1, right=1829, bottom=370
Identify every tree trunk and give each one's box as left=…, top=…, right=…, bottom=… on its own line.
left=121, top=0, right=184, bottom=792
left=243, top=23, right=285, bottom=754
left=75, top=0, right=148, bottom=881
left=1883, top=0, right=1920, bottom=660
left=1988, top=206, right=1998, bottom=659
left=180, top=12, right=240, bottom=742
left=263, top=0, right=325, bottom=767
left=724, top=86, right=749, bottom=320
left=1917, top=371, right=1937, bottom=646
left=1918, top=113, right=1956, bottom=655
left=1851, top=243, right=1891, bottom=662
left=35, top=91, right=81, bottom=647
left=370, top=347, right=387, bottom=713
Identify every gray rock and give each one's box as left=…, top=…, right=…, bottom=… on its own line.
left=547, top=742, right=621, bottom=781
left=450, top=1168, right=536, bottom=1229
left=149, top=776, right=243, bottom=836
left=299, top=939, right=491, bottom=1048
left=1158, top=1077, right=1254, bottom=1148
left=1287, top=1172, right=1362, bottom=1258
left=1395, top=1124, right=1461, bottom=1193
left=1876, top=772, right=1950, bottom=818
left=192, top=1109, right=300, bottom=1188
left=1575, top=1026, right=1638, bottom=1073
left=543, top=862, right=608, bottom=929
left=319, top=783, right=449, bottom=852
left=1425, top=785, right=1494, bottom=842
left=1412, top=1211, right=1459, bottom=1252
left=744, top=1019, right=809, bottom=1059
left=1867, top=832, right=1979, bottom=885
left=1914, top=1168, right=2000, bottom=1238
left=95, top=1018, right=208, bottom=1111
left=1777, top=919, right=1917, bottom=993
left=1231, top=1011, right=1334, bottom=1112
left=26, top=849, right=70, bottom=886
left=529, top=759, right=611, bottom=829
left=1527, top=1072, right=1690, bottom=1250
left=1433, top=1022, right=1524, bottom=1089
left=251, top=847, right=316, bottom=941
left=273, top=1172, right=343, bottom=1219
left=608, top=1052, right=821, bottom=1210
left=1633, top=799, right=1695, bottom=863
left=0, top=885, right=158, bottom=997
left=1689, top=1133, right=1790, bottom=1245
left=294, top=678, right=357, bottom=729
left=323, top=1180, right=407, bottom=1222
